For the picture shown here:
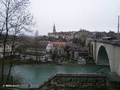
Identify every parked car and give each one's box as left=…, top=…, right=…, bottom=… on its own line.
left=47, top=59, right=52, bottom=62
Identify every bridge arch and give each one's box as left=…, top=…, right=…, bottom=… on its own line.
left=97, top=45, right=109, bottom=65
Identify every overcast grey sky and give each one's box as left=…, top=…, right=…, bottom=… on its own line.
left=30, top=0, right=120, bottom=35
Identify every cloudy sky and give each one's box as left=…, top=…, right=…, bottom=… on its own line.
left=30, top=0, right=120, bottom=35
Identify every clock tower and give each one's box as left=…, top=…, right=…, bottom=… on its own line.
left=53, top=23, right=56, bottom=33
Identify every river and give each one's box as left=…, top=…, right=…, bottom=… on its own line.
left=10, top=64, right=110, bottom=84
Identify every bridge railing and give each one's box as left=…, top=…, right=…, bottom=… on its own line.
left=92, top=39, right=120, bottom=46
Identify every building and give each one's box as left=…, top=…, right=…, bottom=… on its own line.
left=48, top=24, right=76, bottom=41
left=48, top=24, right=59, bottom=38
left=0, top=44, right=12, bottom=56
left=46, top=42, right=53, bottom=52
left=17, top=41, right=49, bottom=60
left=78, top=29, right=90, bottom=41
left=49, top=42, right=66, bottom=55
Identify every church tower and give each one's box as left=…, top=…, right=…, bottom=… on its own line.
left=53, top=23, right=56, bottom=33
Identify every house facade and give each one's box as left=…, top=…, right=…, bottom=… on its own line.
left=78, top=29, right=90, bottom=41
left=0, top=44, right=12, bottom=56
left=49, top=42, right=66, bottom=56
left=46, top=43, right=53, bottom=52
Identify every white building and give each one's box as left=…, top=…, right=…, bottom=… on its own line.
left=46, top=43, right=53, bottom=52
left=0, top=44, right=12, bottom=56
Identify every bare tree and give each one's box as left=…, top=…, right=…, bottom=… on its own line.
left=0, top=0, right=35, bottom=86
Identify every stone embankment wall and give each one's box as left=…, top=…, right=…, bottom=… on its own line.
left=39, top=74, right=106, bottom=90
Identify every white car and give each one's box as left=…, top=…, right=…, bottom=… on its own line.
left=47, top=59, right=52, bottom=62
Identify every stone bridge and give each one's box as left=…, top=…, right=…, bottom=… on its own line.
left=91, top=40, right=120, bottom=75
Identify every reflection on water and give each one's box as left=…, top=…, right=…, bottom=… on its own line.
left=10, top=64, right=110, bottom=84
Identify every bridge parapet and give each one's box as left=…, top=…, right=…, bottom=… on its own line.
left=91, top=39, right=120, bottom=46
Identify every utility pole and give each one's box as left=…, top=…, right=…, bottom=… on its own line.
left=118, top=16, right=120, bottom=42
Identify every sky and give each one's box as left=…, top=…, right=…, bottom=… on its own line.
left=30, top=0, right=120, bottom=35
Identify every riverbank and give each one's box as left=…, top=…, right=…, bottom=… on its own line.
left=0, top=59, right=96, bottom=66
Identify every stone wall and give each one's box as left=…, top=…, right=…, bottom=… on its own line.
left=39, top=74, right=106, bottom=90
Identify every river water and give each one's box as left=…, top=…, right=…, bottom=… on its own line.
left=10, top=64, right=110, bottom=84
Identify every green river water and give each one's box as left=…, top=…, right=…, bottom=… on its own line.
left=9, top=64, right=110, bottom=84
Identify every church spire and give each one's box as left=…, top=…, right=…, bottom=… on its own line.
left=53, top=23, right=56, bottom=33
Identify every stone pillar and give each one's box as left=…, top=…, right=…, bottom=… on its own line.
left=92, top=41, right=97, bottom=62
left=108, top=45, right=115, bottom=72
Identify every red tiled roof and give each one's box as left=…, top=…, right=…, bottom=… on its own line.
left=49, top=42, right=66, bottom=47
